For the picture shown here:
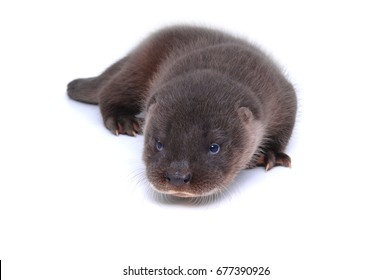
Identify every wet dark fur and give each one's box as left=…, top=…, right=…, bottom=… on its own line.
left=67, top=25, right=297, bottom=197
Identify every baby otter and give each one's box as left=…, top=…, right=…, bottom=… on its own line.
left=67, top=25, right=297, bottom=197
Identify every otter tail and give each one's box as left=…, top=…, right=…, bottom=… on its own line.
left=67, top=77, right=99, bottom=104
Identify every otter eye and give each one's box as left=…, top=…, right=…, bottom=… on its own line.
left=209, top=143, right=220, bottom=154
left=156, top=139, right=163, bottom=151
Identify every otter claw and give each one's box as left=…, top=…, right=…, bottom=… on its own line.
left=115, top=121, right=137, bottom=136
left=256, top=150, right=291, bottom=171
left=265, top=163, right=271, bottom=172
left=104, top=116, right=144, bottom=136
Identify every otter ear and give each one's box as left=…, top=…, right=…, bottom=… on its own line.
left=145, top=94, right=158, bottom=111
left=147, top=102, right=157, bottom=115
left=237, top=107, right=254, bottom=123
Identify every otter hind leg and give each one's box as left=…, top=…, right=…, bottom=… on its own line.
left=67, top=56, right=128, bottom=105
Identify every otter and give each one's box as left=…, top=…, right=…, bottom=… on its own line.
left=67, top=25, right=297, bottom=198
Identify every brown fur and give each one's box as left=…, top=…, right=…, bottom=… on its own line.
left=67, top=25, right=297, bottom=197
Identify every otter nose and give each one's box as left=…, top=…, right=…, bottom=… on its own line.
left=164, top=171, right=192, bottom=187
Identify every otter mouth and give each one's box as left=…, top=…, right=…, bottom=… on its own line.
left=151, top=185, right=220, bottom=198
left=162, top=190, right=199, bottom=198
left=150, top=184, right=203, bottom=197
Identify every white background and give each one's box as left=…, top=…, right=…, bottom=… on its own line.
left=0, top=1, right=391, bottom=279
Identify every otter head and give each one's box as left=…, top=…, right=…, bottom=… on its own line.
left=142, top=70, right=263, bottom=197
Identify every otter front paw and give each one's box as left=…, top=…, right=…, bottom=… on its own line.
left=256, top=151, right=291, bottom=171
left=104, top=115, right=144, bottom=136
